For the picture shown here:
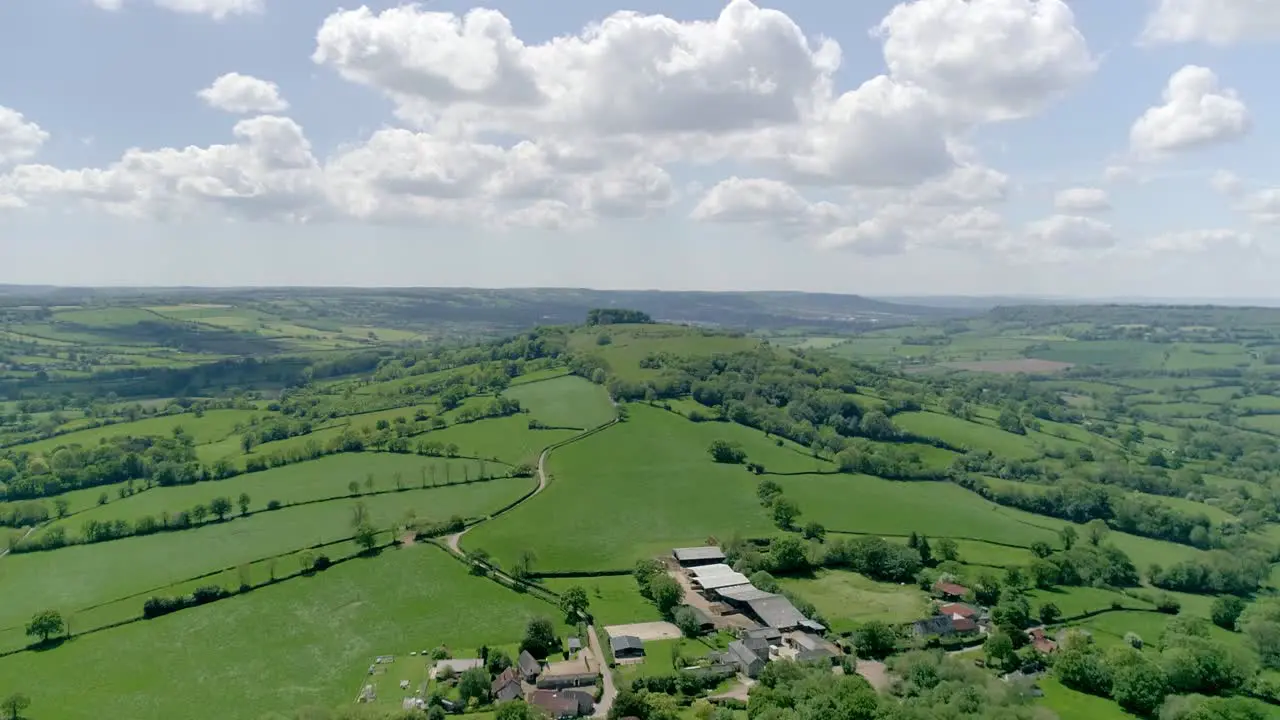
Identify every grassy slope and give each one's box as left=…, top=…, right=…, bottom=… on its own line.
left=777, top=570, right=929, bottom=634
left=467, top=403, right=826, bottom=572
left=10, top=409, right=261, bottom=455
left=37, top=454, right=492, bottom=537
left=540, top=575, right=661, bottom=627
left=414, top=416, right=576, bottom=466
left=0, top=547, right=565, bottom=720
left=504, top=375, right=616, bottom=429
left=0, top=479, right=533, bottom=639
left=893, top=411, right=1041, bottom=460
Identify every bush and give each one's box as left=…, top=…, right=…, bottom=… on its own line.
left=708, top=440, right=746, bottom=464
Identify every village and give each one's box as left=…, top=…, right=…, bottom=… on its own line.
left=360, top=544, right=1062, bottom=717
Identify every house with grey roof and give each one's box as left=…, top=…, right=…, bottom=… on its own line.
left=912, top=615, right=956, bottom=637
left=518, top=650, right=542, bottom=681
left=491, top=667, right=522, bottom=703
left=724, top=639, right=768, bottom=678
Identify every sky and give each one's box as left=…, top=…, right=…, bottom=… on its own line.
left=0, top=0, right=1278, bottom=297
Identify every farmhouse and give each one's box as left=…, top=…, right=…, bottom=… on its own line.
left=939, top=603, right=977, bottom=619
left=518, top=650, right=542, bottom=681
left=1027, top=627, right=1057, bottom=654
left=673, top=546, right=727, bottom=567
left=492, top=667, right=523, bottom=703
left=723, top=639, right=768, bottom=678
left=531, top=690, right=591, bottom=719
left=610, top=635, right=645, bottom=659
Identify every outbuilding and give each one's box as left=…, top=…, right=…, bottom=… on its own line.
left=673, top=546, right=727, bottom=567
left=745, top=595, right=807, bottom=631
left=610, top=635, right=645, bottom=659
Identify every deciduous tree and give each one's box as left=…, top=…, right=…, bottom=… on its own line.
left=25, top=610, right=64, bottom=643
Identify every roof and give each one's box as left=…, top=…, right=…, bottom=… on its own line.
left=727, top=640, right=767, bottom=665
left=799, top=619, right=827, bottom=633
left=696, top=572, right=751, bottom=590
left=934, top=581, right=969, bottom=597
left=746, top=595, right=807, bottom=629
left=745, top=627, right=783, bottom=641
left=688, top=564, right=736, bottom=578
left=716, top=584, right=776, bottom=603
left=790, top=633, right=824, bottom=651
left=941, top=603, right=978, bottom=618
left=683, top=605, right=714, bottom=626
left=797, top=647, right=836, bottom=662
left=492, top=667, right=520, bottom=692
left=531, top=691, right=579, bottom=718
left=952, top=617, right=978, bottom=632
left=434, top=658, right=484, bottom=674
left=673, top=546, right=727, bottom=563
left=913, top=616, right=954, bottom=635
left=610, top=635, right=644, bottom=653
left=519, top=650, right=541, bottom=674
left=567, top=637, right=582, bottom=650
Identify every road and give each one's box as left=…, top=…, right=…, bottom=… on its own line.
left=586, top=623, right=616, bottom=718
left=0, top=525, right=37, bottom=559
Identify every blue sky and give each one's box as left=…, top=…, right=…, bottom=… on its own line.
left=0, top=0, right=1276, bottom=296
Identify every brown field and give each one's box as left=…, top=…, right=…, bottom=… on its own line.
left=940, top=359, right=1075, bottom=374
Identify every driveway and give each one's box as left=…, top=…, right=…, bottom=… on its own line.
left=586, top=625, right=617, bottom=718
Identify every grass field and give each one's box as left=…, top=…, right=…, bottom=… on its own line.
left=0, top=479, right=533, bottom=642
left=777, top=569, right=928, bottom=634
left=0, top=547, right=566, bottom=720
left=503, top=375, right=615, bottom=429
left=37, top=454, right=495, bottom=538
left=467, top=404, right=827, bottom=572
left=1027, top=586, right=1153, bottom=619
left=415, top=416, right=577, bottom=466
left=781, top=476, right=1057, bottom=547
left=893, top=411, right=1041, bottom=459
left=10, top=409, right=260, bottom=455
left=568, top=326, right=760, bottom=383
left=1038, top=677, right=1135, bottom=720
left=541, top=575, right=660, bottom=626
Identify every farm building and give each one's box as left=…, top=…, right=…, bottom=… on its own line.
left=681, top=605, right=715, bottom=632
left=536, top=673, right=598, bottom=690
left=492, top=668, right=522, bottom=703
left=785, top=632, right=839, bottom=664
left=1028, top=628, right=1057, bottom=654
left=939, top=603, right=977, bottom=619
left=716, top=584, right=776, bottom=606
left=531, top=690, right=591, bottom=719
left=745, top=595, right=807, bottom=631
left=933, top=581, right=969, bottom=599
left=723, top=639, right=769, bottom=678
left=610, top=635, right=645, bottom=659
left=694, top=571, right=751, bottom=593
left=743, top=627, right=783, bottom=645
left=518, top=650, right=542, bottom=681
left=673, top=546, right=727, bottom=566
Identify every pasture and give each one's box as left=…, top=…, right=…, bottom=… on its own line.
left=11, top=408, right=259, bottom=455
left=466, top=404, right=826, bottom=572
left=37, top=453, right=495, bottom=538
left=777, top=570, right=928, bottom=634
left=415, top=416, right=575, bottom=466
left=541, top=574, right=660, bottom=626
left=0, top=547, right=565, bottom=720
left=0, top=479, right=532, bottom=644
left=503, top=375, right=616, bottom=429
left=892, top=411, right=1041, bottom=460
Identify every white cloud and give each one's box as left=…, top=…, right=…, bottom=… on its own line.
left=198, top=73, right=289, bottom=114
left=1054, top=187, right=1110, bottom=213
left=691, top=177, right=841, bottom=235
left=1025, top=214, right=1120, bottom=252
left=1210, top=170, right=1243, bottom=197
left=876, top=0, right=1096, bottom=123
left=1130, top=66, right=1250, bottom=155
left=93, top=0, right=263, bottom=19
left=909, top=165, right=1010, bottom=206
left=0, top=106, right=49, bottom=166
left=818, top=204, right=1012, bottom=255
left=1241, top=189, right=1280, bottom=227
left=1145, top=229, right=1254, bottom=253
left=1140, top=0, right=1280, bottom=46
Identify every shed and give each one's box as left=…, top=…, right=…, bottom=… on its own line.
left=518, top=650, right=542, bottom=681
left=688, top=563, right=737, bottom=579
left=745, top=595, right=807, bottom=630
left=716, top=584, right=776, bottom=604
left=682, top=605, right=715, bottom=631
left=695, top=572, right=751, bottom=592
left=933, top=581, right=969, bottom=599
left=536, top=673, right=598, bottom=690
left=610, top=635, right=645, bottom=659
left=673, top=546, right=727, bottom=566
left=567, top=637, right=582, bottom=653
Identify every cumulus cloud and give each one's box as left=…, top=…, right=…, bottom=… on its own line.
left=1054, top=187, right=1110, bottom=213
left=198, top=73, right=289, bottom=114
left=1145, top=229, right=1253, bottom=253
left=1240, top=190, right=1280, bottom=227
left=1210, top=170, right=1244, bottom=197
left=0, top=106, right=49, bottom=166
left=1140, top=0, right=1280, bottom=46
left=1130, top=66, right=1250, bottom=155
left=1025, top=215, right=1120, bottom=254
left=876, top=0, right=1096, bottom=122
left=93, top=0, right=263, bottom=19
left=691, top=177, right=841, bottom=235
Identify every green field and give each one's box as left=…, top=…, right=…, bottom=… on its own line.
left=36, top=453, right=495, bottom=538
left=10, top=408, right=260, bottom=455
left=414, top=415, right=577, bottom=466
left=0, top=547, right=566, bottom=720
left=467, top=403, right=826, bottom=571
left=540, top=574, right=660, bottom=626
left=0, top=479, right=532, bottom=643
left=893, top=411, right=1041, bottom=459
left=503, top=375, right=616, bottom=429
left=1038, top=677, right=1136, bottom=720
left=1026, top=586, right=1154, bottom=619
left=777, top=569, right=929, bottom=633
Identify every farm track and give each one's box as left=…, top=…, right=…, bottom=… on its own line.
left=0, top=525, right=36, bottom=559
left=441, top=414, right=620, bottom=716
